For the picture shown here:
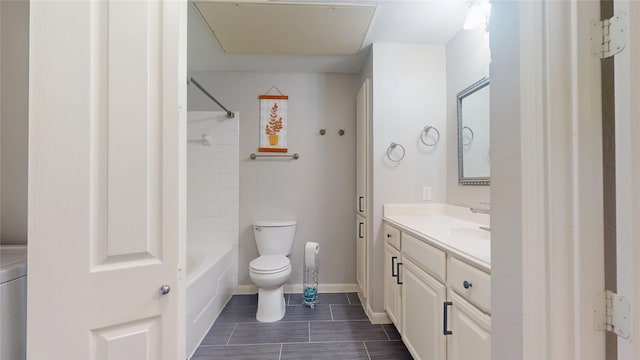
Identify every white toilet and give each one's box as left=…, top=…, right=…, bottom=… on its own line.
left=249, top=220, right=296, bottom=322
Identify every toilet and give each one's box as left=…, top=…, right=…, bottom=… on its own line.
left=249, top=220, right=296, bottom=322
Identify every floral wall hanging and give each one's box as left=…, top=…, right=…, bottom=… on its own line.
left=259, top=94, right=288, bottom=152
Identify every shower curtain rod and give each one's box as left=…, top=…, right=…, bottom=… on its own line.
left=189, top=77, right=235, bottom=118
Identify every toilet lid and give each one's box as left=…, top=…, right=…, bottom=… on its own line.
left=250, top=255, right=290, bottom=274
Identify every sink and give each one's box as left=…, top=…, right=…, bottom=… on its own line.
left=430, top=227, right=491, bottom=242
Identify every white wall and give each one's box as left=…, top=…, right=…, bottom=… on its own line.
left=188, top=72, right=360, bottom=287
left=368, top=43, right=447, bottom=311
left=0, top=0, right=29, bottom=245
left=490, top=2, right=523, bottom=358
left=446, top=29, right=490, bottom=207
left=187, top=111, right=239, bottom=281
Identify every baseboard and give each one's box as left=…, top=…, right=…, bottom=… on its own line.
left=235, top=283, right=359, bottom=295
left=364, top=302, right=391, bottom=324
left=235, top=284, right=258, bottom=294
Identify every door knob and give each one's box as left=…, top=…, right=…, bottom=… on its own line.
left=160, top=285, right=171, bottom=295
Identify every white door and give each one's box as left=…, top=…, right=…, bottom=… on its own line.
left=447, top=291, right=491, bottom=360
left=356, top=214, right=367, bottom=296
left=356, top=79, right=369, bottom=216
left=27, top=1, right=187, bottom=359
left=614, top=1, right=640, bottom=357
left=383, top=243, right=401, bottom=329
left=402, top=258, right=446, bottom=360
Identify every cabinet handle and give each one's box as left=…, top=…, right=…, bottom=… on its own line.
left=358, top=222, right=364, bottom=239
left=358, top=196, right=364, bottom=213
left=387, top=233, right=392, bottom=238
left=443, top=301, right=453, bottom=335
left=396, top=262, right=403, bottom=285
left=463, top=280, right=473, bottom=289
left=391, top=256, right=398, bottom=277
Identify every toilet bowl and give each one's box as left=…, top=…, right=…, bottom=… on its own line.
left=249, top=255, right=292, bottom=322
left=249, top=220, right=296, bottom=322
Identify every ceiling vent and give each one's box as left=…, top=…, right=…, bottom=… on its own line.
left=193, top=1, right=378, bottom=55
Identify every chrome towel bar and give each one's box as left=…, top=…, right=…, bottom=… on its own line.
left=250, top=153, right=299, bottom=160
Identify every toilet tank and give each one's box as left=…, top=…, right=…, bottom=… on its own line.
left=252, top=220, right=297, bottom=256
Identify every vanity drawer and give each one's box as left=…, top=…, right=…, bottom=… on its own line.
left=401, top=232, right=446, bottom=283
left=448, top=257, right=491, bottom=314
left=383, top=223, right=401, bottom=250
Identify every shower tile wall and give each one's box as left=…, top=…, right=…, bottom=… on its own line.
left=187, top=111, right=239, bottom=271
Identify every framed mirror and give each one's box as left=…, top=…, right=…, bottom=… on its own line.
left=457, top=77, right=490, bottom=185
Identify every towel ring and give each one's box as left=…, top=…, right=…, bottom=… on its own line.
left=420, top=126, right=440, bottom=146
left=386, top=142, right=406, bottom=162
left=462, top=126, right=475, bottom=146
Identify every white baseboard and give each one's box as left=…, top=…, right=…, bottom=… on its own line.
left=235, top=283, right=359, bottom=295
left=364, top=302, right=391, bottom=324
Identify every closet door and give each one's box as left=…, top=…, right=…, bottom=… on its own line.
left=27, top=1, right=187, bottom=358
left=356, top=79, right=369, bottom=217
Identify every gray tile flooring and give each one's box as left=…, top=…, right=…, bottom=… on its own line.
left=192, top=292, right=413, bottom=360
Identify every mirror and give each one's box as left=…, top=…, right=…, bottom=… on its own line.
left=457, top=77, right=490, bottom=185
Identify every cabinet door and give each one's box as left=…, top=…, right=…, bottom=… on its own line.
left=384, top=243, right=402, bottom=329
left=356, top=214, right=367, bottom=295
left=402, top=258, right=446, bottom=360
left=446, top=290, right=491, bottom=360
left=356, top=79, right=369, bottom=217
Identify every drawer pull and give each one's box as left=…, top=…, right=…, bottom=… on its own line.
left=387, top=233, right=392, bottom=238
left=358, top=222, right=364, bottom=239
left=443, top=301, right=453, bottom=335
left=358, top=196, right=364, bottom=212
left=391, top=256, right=398, bottom=277
left=463, top=280, right=473, bottom=289
left=396, top=262, right=403, bottom=285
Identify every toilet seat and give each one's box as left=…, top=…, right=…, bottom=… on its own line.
left=250, top=255, right=290, bottom=274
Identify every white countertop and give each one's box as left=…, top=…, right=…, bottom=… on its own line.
left=383, top=204, right=491, bottom=272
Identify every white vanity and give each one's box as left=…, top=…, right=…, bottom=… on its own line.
left=383, top=204, right=491, bottom=360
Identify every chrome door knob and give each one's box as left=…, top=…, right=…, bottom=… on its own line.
left=160, top=285, right=171, bottom=295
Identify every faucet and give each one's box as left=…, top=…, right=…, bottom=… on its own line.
left=470, top=202, right=491, bottom=232
left=470, top=201, right=491, bottom=215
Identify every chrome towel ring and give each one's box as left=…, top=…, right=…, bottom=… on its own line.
left=386, top=142, right=406, bottom=162
left=462, top=126, right=475, bottom=146
left=420, top=126, right=440, bottom=146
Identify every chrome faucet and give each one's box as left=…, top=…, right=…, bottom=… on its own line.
left=470, top=202, right=491, bottom=215
left=470, top=202, right=491, bottom=232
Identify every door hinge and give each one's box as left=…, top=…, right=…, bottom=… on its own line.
left=595, top=290, right=630, bottom=338
left=590, top=12, right=627, bottom=58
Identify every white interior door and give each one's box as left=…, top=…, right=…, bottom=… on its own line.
left=614, top=1, right=640, bottom=357
left=27, top=1, right=187, bottom=359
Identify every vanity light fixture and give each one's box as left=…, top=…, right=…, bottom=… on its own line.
left=463, top=0, right=491, bottom=31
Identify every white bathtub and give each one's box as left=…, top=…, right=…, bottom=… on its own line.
left=186, top=244, right=234, bottom=359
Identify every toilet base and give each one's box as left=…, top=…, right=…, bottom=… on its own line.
left=256, top=286, right=286, bottom=322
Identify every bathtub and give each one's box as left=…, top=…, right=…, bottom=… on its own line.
left=186, top=244, right=234, bottom=358
left=1, top=245, right=27, bottom=360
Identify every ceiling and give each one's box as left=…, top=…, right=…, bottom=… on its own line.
left=188, top=0, right=470, bottom=74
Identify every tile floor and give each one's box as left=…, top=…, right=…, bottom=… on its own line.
left=192, top=292, right=413, bottom=360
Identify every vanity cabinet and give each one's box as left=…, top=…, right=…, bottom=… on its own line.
left=383, top=220, right=491, bottom=360
left=402, top=256, right=447, bottom=359
left=446, top=290, right=491, bottom=360
left=383, top=224, right=401, bottom=328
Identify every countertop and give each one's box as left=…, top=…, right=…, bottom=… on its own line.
left=383, top=204, right=491, bottom=272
